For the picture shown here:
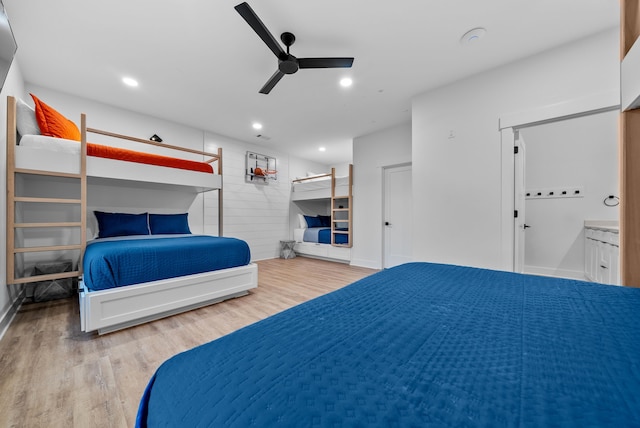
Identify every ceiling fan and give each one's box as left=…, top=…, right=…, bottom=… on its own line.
left=234, top=2, right=354, bottom=94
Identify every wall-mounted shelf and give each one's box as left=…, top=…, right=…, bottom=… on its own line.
left=246, top=151, right=277, bottom=183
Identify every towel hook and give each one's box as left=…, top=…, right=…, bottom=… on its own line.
left=603, top=195, right=619, bottom=207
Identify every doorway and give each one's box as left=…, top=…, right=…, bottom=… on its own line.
left=513, top=110, right=619, bottom=279
left=383, top=164, right=412, bottom=268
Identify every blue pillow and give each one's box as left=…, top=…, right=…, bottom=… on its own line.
left=304, top=215, right=323, bottom=228
left=318, top=215, right=331, bottom=227
left=94, top=211, right=149, bottom=238
left=149, top=213, right=191, bottom=235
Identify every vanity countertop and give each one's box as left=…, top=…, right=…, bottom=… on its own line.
left=584, top=220, right=619, bottom=232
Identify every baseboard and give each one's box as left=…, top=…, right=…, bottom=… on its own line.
left=0, top=287, right=26, bottom=342
left=350, top=258, right=381, bottom=270
left=524, top=265, right=586, bottom=281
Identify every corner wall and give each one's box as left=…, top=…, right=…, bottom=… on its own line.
left=352, top=122, right=412, bottom=269
left=411, top=28, right=619, bottom=270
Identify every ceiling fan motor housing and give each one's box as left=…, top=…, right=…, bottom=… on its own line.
left=279, top=55, right=299, bottom=74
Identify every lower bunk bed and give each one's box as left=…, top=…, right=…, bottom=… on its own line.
left=80, top=233, right=257, bottom=335
left=293, top=226, right=350, bottom=262
left=136, top=262, right=640, bottom=427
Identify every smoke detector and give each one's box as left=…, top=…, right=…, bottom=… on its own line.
left=460, top=27, right=486, bottom=46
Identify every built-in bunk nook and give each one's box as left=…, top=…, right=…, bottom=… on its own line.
left=6, top=95, right=257, bottom=334
left=291, top=165, right=352, bottom=262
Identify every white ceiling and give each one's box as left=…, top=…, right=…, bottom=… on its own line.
left=4, top=0, right=619, bottom=165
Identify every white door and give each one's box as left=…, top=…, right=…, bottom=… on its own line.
left=383, top=164, right=412, bottom=268
left=514, top=131, right=527, bottom=273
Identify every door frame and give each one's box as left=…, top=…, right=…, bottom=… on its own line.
left=382, top=162, right=412, bottom=269
left=499, top=91, right=619, bottom=271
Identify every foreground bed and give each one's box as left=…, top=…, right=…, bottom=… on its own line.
left=136, top=262, right=640, bottom=427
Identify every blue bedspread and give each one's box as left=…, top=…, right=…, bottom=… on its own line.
left=303, top=227, right=349, bottom=244
left=83, top=235, right=251, bottom=291
left=136, top=262, right=640, bottom=427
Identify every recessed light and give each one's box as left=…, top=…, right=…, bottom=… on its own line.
left=460, top=27, right=486, bottom=46
left=319, top=147, right=326, bottom=152
left=252, top=122, right=263, bottom=130
left=122, top=77, right=139, bottom=87
left=339, top=77, right=353, bottom=88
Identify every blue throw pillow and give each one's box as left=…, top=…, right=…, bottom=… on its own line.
left=303, top=215, right=323, bottom=228
left=94, top=211, right=149, bottom=238
left=318, top=215, right=331, bottom=227
left=149, top=213, right=191, bottom=234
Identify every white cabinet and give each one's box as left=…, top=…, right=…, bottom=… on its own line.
left=584, top=222, right=620, bottom=286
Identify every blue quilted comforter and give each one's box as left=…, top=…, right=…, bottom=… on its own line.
left=83, top=235, right=251, bottom=291
left=303, top=227, right=349, bottom=245
left=136, top=262, right=640, bottom=427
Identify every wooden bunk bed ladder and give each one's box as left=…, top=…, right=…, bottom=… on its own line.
left=5, top=96, right=87, bottom=285
left=330, top=164, right=353, bottom=248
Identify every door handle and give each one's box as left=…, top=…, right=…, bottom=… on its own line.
left=385, top=222, right=391, bottom=226
left=523, top=224, right=531, bottom=229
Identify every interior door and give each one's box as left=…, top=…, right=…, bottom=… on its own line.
left=383, top=164, right=412, bottom=268
left=514, top=130, right=527, bottom=273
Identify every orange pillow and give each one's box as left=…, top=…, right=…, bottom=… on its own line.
left=30, top=93, right=81, bottom=141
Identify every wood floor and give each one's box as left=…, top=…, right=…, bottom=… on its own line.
left=0, top=257, right=376, bottom=428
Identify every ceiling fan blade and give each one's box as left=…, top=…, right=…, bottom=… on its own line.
left=298, top=57, right=354, bottom=69
left=259, top=69, right=286, bottom=94
left=235, top=2, right=285, bottom=58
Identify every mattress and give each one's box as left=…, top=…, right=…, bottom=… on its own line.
left=136, top=262, right=640, bottom=427
left=292, top=175, right=349, bottom=192
left=303, top=227, right=349, bottom=245
left=83, top=235, right=251, bottom=291
left=19, top=135, right=213, bottom=173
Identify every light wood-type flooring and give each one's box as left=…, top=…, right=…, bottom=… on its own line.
left=0, top=257, right=377, bottom=428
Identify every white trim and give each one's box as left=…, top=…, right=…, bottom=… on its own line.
left=622, top=36, right=640, bottom=111
left=499, top=92, right=620, bottom=273
left=523, top=265, right=586, bottom=281
left=0, top=288, right=25, bottom=342
left=499, top=91, right=620, bottom=130
left=79, top=263, right=257, bottom=334
left=350, top=258, right=382, bottom=270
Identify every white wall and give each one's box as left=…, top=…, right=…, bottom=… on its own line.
left=352, top=122, right=412, bottom=268
left=521, top=110, right=618, bottom=279
left=0, top=61, right=26, bottom=337
left=411, top=28, right=619, bottom=270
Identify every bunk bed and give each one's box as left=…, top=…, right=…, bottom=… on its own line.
left=291, top=165, right=352, bottom=262
left=6, top=95, right=257, bottom=334
left=136, top=262, right=640, bottom=427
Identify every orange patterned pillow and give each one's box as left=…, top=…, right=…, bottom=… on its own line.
left=30, top=93, right=80, bottom=141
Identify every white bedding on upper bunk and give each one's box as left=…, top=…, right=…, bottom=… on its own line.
left=291, top=175, right=350, bottom=201
left=16, top=135, right=221, bottom=193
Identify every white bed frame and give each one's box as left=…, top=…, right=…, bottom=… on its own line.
left=79, top=263, right=258, bottom=334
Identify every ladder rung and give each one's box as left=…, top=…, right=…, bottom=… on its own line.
left=13, top=244, right=82, bottom=253
left=332, top=231, right=350, bottom=235
left=332, top=209, right=349, bottom=212
left=10, top=270, right=79, bottom=285
left=14, top=168, right=82, bottom=179
left=14, top=222, right=82, bottom=228
left=331, top=244, right=352, bottom=248
left=14, top=197, right=82, bottom=204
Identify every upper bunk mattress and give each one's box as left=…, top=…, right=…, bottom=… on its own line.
left=136, top=262, right=640, bottom=427
left=291, top=175, right=350, bottom=201
left=83, top=235, right=250, bottom=292
left=16, top=135, right=219, bottom=191
left=19, top=135, right=213, bottom=173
